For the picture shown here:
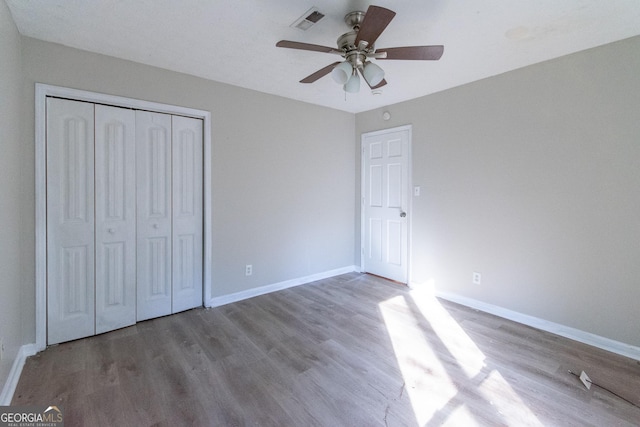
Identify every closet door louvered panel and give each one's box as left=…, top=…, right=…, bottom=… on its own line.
left=46, top=98, right=96, bottom=345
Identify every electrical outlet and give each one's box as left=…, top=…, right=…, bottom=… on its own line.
left=245, top=264, right=253, bottom=276
left=473, top=272, right=482, bottom=285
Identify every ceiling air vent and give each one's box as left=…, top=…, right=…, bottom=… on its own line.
left=290, top=7, right=325, bottom=31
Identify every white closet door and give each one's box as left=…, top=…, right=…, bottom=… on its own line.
left=47, top=98, right=96, bottom=344
left=95, top=105, right=137, bottom=333
left=171, top=116, right=203, bottom=312
left=136, top=111, right=173, bottom=321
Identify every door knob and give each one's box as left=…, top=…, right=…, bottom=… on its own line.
left=108, top=228, right=115, bottom=234
left=153, top=224, right=159, bottom=229
left=400, top=211, right=406, bottom=218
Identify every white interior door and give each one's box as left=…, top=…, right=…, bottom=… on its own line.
left=136, top=110, right=173, bottom=321
left=95, top=105, right=137, bottom=333
left=362, top=127, right=410, bottom=283
left=47, top=98, right=96, bottom=344
left=171, top=115, right=203, bottom=313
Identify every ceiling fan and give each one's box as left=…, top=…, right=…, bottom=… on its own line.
left=276, top=5, right=444, bottom=93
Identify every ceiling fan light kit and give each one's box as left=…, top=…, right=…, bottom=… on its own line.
left=344, top=71, right=361, bottom=93
left=331, top=61, right=353, bottom=84
left=363, top=61, right=385, bottom=87
left=277, top=5, right=444, bottom=94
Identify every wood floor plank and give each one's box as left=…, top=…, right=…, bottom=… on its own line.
left=12, top=273, right=640, bottom=426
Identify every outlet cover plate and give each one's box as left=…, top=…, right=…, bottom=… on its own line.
left=580, top=371, right=591, bottom=389
left=472, top=272, right=482, bottom=285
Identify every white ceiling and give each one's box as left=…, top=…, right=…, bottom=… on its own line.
left=6, top=0, right=640, bottom=113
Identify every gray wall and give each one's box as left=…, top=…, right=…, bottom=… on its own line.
left=356, top=36, right=640, bottom=347
left=2, top=5, right=638, bottom=396
left=16, top=37, right=355, bottom=344
left=0, top=1, right=24, bottom=387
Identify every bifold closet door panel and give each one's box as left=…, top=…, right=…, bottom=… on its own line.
left=171, top=115, right=204, bottom=313
left=136, top=110, right=173, bottom=321
left=46, top=98, right=96, bottom=345
left=95, top=105, right=137, bottom=333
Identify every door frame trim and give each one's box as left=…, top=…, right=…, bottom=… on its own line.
left=360, top=124, right=412, bottom=284
left=35, top=83, right=213, bottom=351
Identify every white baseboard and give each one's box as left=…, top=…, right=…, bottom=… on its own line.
left=435, top=290, right=640, bottom=362
left=208, top=265, right=358, bottom=308
left=0, top=343, right=38, bottom=405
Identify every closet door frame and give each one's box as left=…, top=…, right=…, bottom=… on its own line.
left=35, top=83, right=213, bottom=351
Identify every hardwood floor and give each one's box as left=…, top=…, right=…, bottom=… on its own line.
left=13, top=273, right=640, bottom=426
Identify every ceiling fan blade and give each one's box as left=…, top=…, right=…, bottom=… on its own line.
left=354, top=6, right=396, bottom=48
left=376, top=45, right=444, bottom=60
left=300, top=62, right=342, bottom=83
left=371, top=79, right=387, bottom=89
left=277, top=40, right=341, bottom=54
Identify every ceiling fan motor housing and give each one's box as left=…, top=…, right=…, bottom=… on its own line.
left=337, top=31, right=374, bottom=54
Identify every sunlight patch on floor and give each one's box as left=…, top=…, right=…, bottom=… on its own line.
left=409, top=288, right=486, bottom=378
left=477, top=370, right=544, bottom=426
left=380, top=289, right=544, bottom=426
left=442, top=404, right=478, bottom=426
left=379, top=295, right=460, bottom=425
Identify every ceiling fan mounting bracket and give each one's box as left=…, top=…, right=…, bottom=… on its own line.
left=344, top=10, right=366, bottom=30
